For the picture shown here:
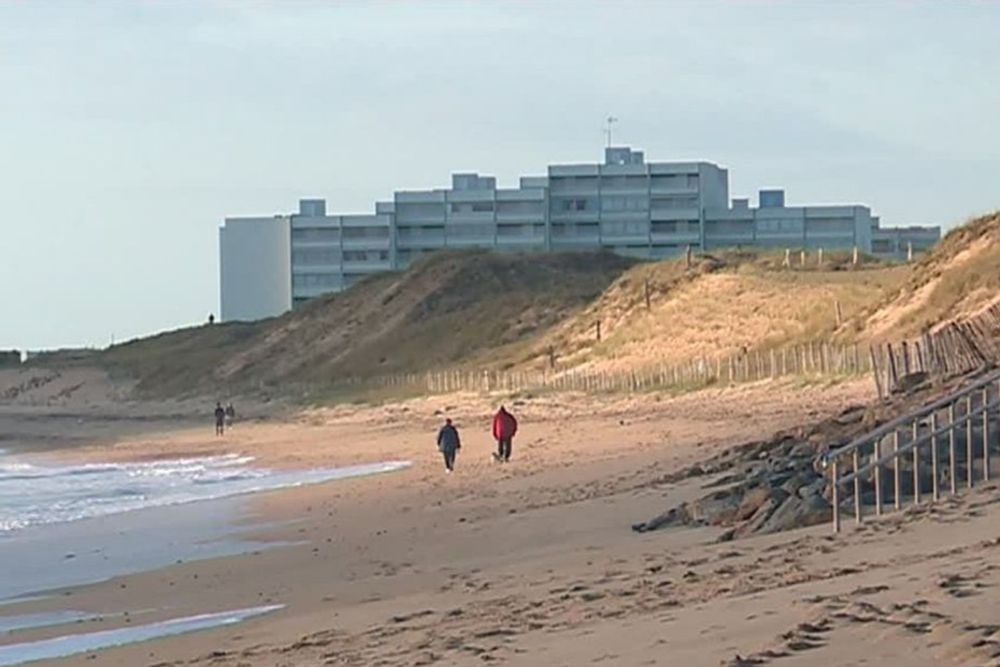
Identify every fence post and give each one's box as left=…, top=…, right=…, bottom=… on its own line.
left=949, top=402, right=958, bottom=494
left=874, top=437, right=883, bottom=516
left=893, top=430, right=901, bottom=510
left=853, top=448, right=862, bottom=524
left=983, top=387, right=990, bottom=483
left=912, top=420, right=920, bottom=505
left=886, top=343, right=899, bottom=393
left=967, top=394, right=974, bottom=489
left=931, top=412, right=940, bottom=502
left=832, top=459, right=841, bottom=534
left=870, top=346, right=885, bottom=401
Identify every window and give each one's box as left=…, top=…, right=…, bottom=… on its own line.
left=292, top=248, right=341, bottom=265
left=650, top=196, right=698, bottom=210
left=562, top=198, right=589, bottom=211
left=292, top=273, right=342, bottom=288
left=449, top=202, right=495, bottom=213
left=291, top=228, right=339, bottom=242
left=343, top=250, right=389, bottom=262
left=602, top=221, right=647, bottom=236
left=343, top=226, right=389, bottom=240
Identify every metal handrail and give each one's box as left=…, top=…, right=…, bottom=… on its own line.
left=825, top=370, right=999, bottom=533
left=824, top=367, right=1000, bottom=463
left=836, top=395, right=1000, bottom=486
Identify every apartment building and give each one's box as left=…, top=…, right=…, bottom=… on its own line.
left=870, top=223, right=942, bottom=260
left=219, top=146, right=939, bottom=321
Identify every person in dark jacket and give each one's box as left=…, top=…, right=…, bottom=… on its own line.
left=437, top=418, right=461, bottom=473
left=214, top=402, right=226, bottom=436
left=491, top=405, right=518, bottom=463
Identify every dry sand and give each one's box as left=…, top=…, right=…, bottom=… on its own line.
left=4, top=378, right=1000, bottom=666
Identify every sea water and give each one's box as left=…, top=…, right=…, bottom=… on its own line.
left=0, top=452, right=410, bottom=600
left=0, top=605, right=283, bottom=665
left=0, top=453, right=409, bottom=534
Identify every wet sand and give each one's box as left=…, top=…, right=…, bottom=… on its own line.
left=4, top=379, right=999, bottom=666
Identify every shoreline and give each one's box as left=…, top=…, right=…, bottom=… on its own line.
left=14, top=379, right=969, bottom=666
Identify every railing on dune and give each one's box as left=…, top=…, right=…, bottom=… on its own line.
left=821, top=368, right=1000, bottom=533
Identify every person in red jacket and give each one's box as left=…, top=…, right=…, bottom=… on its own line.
left=491, top=405, right=518, bottom=463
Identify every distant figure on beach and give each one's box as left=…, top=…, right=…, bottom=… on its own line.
left=436, top=418, right=461, bottom=473
left=225, top=403, right=236, bottom=428
left=214, top=402, right=226, bottom=436
left=491, top=405, right=518, bottom=463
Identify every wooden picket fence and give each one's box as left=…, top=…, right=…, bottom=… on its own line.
left=340, top=340, right=872, bottom=397
left=320, top=302, right=1000, bottom=401
left=869, top=301, right=1000, bottom=399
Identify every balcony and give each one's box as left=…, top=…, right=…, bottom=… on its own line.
left=551, top=234, right=600, bottom=247
left=446, top=189, right=495, bottom=203
left=446, top=211, right=495, bottom=224
left=396, top=234, right=446, bottom=249
left=550, top=210, right=599, bottom=223
left=341, top=237, right=390, bottom=251
left=291, top=238, right=341, bottom=249
left=395, top=212, right=446, bottom=225
left=650, top=184, right=699, bottom=197
left=650, top=207, right=699, bottom=222
left=602, top=233, right=650, bottom=246
left=548, top=184, right=600, bottom=197
left=446, top=237, right=496, bottom=248
left=496, top=211, right=545, bottom=224
left=496, top=235, right=546, bottom=247
left=342, top=261, right=392, bottom=273
left=651, top=232, right=701, bottom=245
left=395, top=190, right=446, bottom=204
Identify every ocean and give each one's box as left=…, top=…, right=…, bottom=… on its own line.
left=0, top=451, right=410, bottom=535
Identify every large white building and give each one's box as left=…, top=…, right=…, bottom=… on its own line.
left=219, top=147, right=940, bottom=321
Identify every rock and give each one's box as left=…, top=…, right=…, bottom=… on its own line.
left=688, top=489, right=743, bottom=526
left=780, top=472, right=816, bottom=496
left=735, top=486, right=773, bottom=521
left=788, top=442, right=816, bottom=459
left=631, top=505, right=691, bottom=533
left=716, top=527, right=736, bottom=543
left=756, top=494, right=831, bottom=535
left=733, top=496, right=781, bottom=538
left=798, top=479, right=825, bottom=498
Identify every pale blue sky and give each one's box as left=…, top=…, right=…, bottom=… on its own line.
left=1, top=1, right=998, bottom=350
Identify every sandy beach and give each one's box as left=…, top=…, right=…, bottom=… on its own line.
left=1, top=377, right=997, bottom=666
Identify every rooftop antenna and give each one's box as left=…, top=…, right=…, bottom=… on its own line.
left=604, top=116, right=618, bottom=148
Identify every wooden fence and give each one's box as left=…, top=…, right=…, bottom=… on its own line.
left=869, top=301, right=1000, bottom=399
left=344, top=340, right=872, bottom=397
left=323, top=302, right=1000, bottom=401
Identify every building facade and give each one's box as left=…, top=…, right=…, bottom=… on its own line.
left=870, top=223, right=942, bottom=260
left=219, top=146, right=940, bottom=321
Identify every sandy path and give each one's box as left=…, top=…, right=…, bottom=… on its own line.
left=14, top=378, right=996, bottom=666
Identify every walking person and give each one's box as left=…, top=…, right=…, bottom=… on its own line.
left=214, top=402, right=226, bottom=436
left=437, top=418, right=461, bottom=473
left=491, top=405, right=518, bottom=463
left=225, top=402, right=236, bottom=428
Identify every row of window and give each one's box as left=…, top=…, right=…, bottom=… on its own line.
left=550, top=174, right=700, bottom=189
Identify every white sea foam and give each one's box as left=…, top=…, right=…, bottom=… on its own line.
left=0, top=452, right=410, bottom=534
left=0, top=605, right=283, bottom=665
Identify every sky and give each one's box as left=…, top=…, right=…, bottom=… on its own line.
left=1, top=1, right=998, bottom=351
